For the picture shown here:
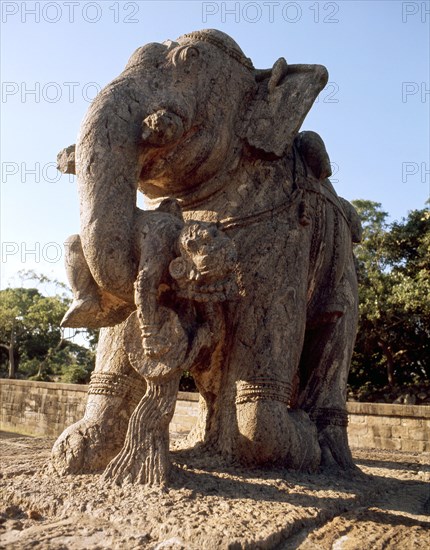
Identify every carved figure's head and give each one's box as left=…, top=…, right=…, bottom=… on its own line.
left=169, top=221, right=240, bottom=302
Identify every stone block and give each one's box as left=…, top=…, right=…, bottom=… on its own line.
left=401, top=418, right=422, bottom=428
left=369, top=425, right=392, bottom=439
left=348, top=425, right=369, bottom=437
left=365, top=415, right=382, bottom=426
left=172, top=414, right=197, bottom=430
left=170, top=422, right=189, bottom=433
left=408, top=428, right=428, bottom=441
left=347, top=436, right=359, bottom=448
left=400, top=439, right=426, bottom=453
left=381, top=416, right=401, bottom=426
left=348, top=414, right=366, bottom=424
left=373, top=437, right=401, bottom=451
left=391, top=426, right=407, bottom=438
left=177, top=392, right=200, bottom=402
left=354, top=436, right=376, bottom=449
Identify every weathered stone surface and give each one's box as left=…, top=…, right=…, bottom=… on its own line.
left=52, top=29, right=362, bottom=484
left=56, top=144, right=76, bottom=175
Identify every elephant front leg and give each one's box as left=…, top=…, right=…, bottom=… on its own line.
left=51, top=324, right=146, bottom=474
left=228, top=292, right=321, bottom=470
left=234, top=381, right=321, bottom=471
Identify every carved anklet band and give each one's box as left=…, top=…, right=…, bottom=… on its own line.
left=310, top=407, right=349, bottom=427
left=235, top=379, right=292, bottom=406
left=89, top=372, right=145, bottom=404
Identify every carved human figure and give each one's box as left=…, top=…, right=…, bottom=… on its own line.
left=52, top=29, right=362, bottom=481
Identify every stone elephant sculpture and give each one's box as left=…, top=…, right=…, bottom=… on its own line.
left=52, top=29, right=362, bottom=482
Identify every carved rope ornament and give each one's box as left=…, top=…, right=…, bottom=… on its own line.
left=310, top=407, right=349, bottom=428
left=236, top=379, right=293, bottom=406
left=89, top=372, right=143, bottom=405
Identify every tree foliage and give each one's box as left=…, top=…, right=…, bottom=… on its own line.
left=0, top=273, right=96, bottom=383
left=350, top=200, right=430, bottom=395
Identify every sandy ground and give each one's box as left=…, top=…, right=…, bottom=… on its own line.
left=0, top=431, right=429, bottom=549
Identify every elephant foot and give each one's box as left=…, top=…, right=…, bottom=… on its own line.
left=285, top=410, right=321, bottom=471
left=318, top=424, right=361, bottom=474
left=235, top=399, right=321, bottom=471
left=307, top=407, right=359, bottom=473
left=51, top=374, right=146, bottom=474
left=51, top=417, right=128, bottom=475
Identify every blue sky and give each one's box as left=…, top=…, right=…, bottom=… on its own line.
left=1, top=0, right=429, bottom=289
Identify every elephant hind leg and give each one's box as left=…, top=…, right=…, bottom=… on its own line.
left=295, top=271, right=359, bottom=472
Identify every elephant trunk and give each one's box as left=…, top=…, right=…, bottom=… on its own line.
left=76, top=80, right=185, bottom=303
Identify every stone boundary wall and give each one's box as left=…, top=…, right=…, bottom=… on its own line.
left=1, top=380, right=429, bottom=452
left=0, top=379, right=199, bottom=439
left=346, top=401, right=429, bottom=453
left=0, top=379, right=88, bottom=438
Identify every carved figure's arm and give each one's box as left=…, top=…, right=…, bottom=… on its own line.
left=134, top=234, right=170, bottom=356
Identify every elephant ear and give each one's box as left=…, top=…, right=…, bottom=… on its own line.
left=245, top=58, right=328, bottom=157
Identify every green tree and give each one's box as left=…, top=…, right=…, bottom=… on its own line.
left=0, top=287, right=40, bottom=378
left=0, top=287, right=69, bottom=378
left=19, top=343, right=95, bottom=384
left=384, top=207, right=430, bottom=381
left=351, top=201, right=430, bottom=392
left=0, top=272, right=97, bottom=382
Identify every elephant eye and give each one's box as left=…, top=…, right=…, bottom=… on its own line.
left=182, top=46, right=199, bottom=62
left=169, top=45, right=200, bottom=68
left=185, top=238, right=198, bottom=254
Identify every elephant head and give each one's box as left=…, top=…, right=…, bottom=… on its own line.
left=61, top=29, right=328, bottom=306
